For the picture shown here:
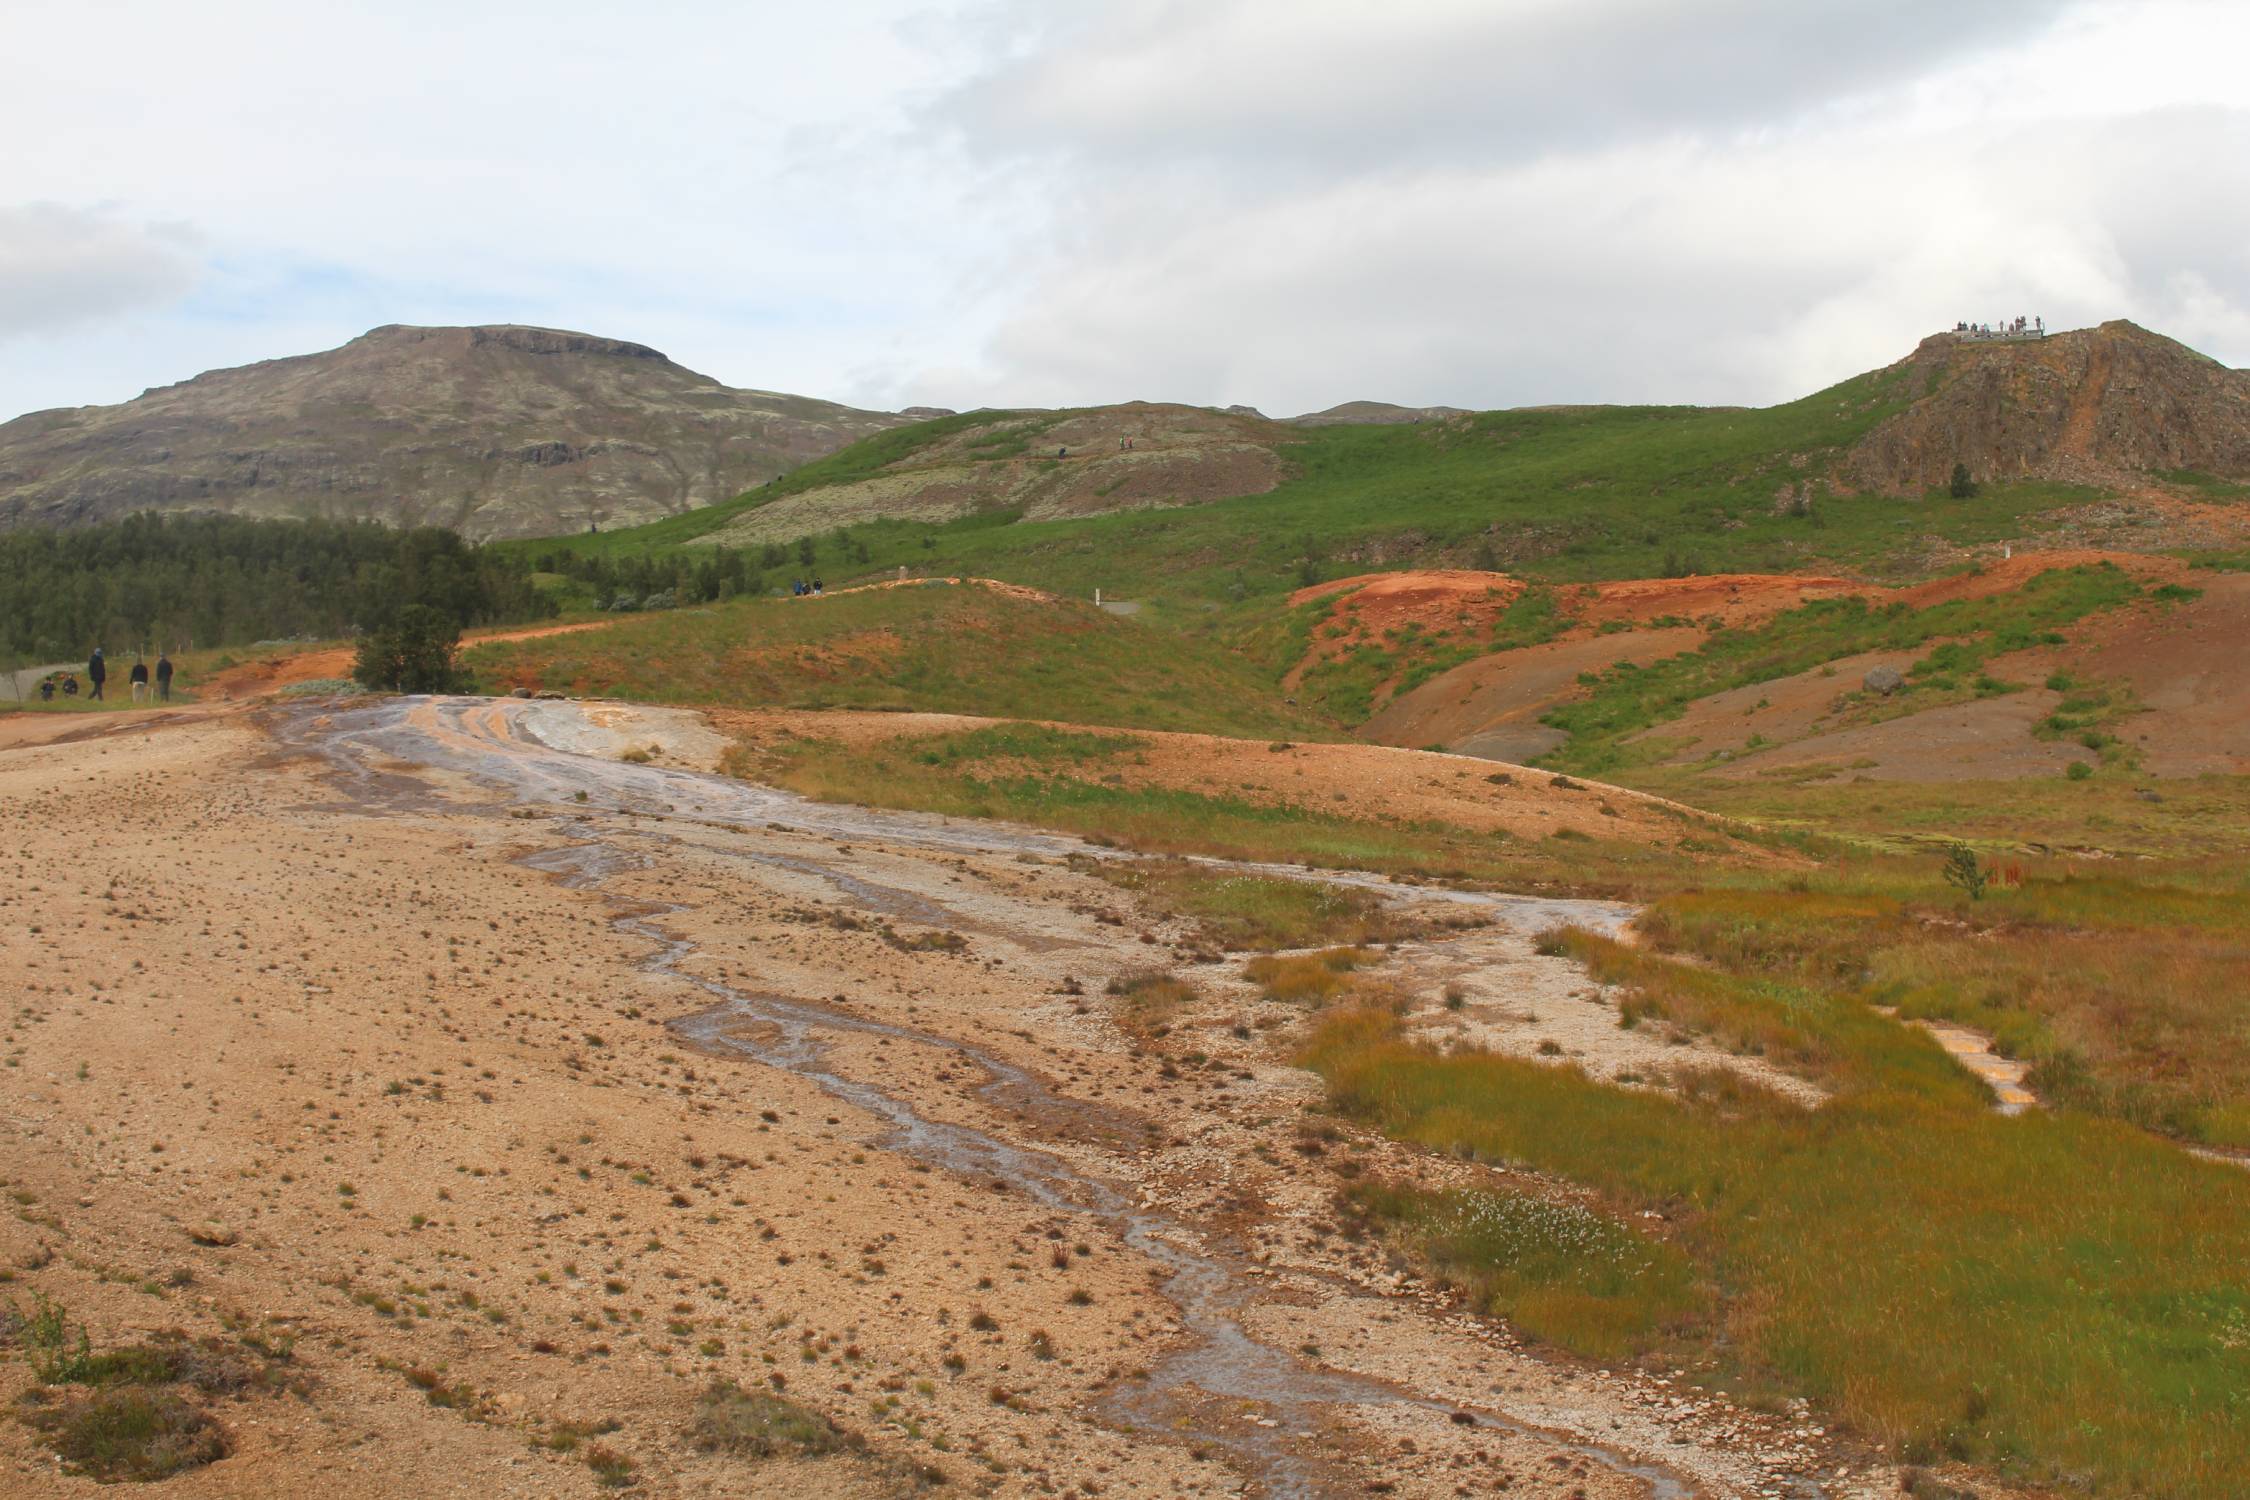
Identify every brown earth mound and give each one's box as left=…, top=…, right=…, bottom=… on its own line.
left=1844, top=321, right=2250, bottom=495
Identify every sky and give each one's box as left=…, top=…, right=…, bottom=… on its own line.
left=4, top=0, right=2248, bottom=423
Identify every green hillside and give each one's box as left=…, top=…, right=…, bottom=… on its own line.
left=506, top=362, right=2106, bottom=614
left=461, top=579, right=1323, bottom=738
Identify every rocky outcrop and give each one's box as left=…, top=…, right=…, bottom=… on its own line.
left=1843, top=321, right=2250, bottom=495
left=0, top=324, right=913, bottom=540
left=1289, top=400, right=1471, bottom=427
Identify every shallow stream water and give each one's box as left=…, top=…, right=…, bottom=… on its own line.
left=278, top=695, right=1730, bottom=1497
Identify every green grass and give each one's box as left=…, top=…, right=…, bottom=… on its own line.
left=1341, top=1180, right=1701, bottom=1363
left=1304, top=985, right=2250, bottom=1497
left=754, top=724, right=1739, bottom=899
left=1086, top=857, right=1417, bottom=950
left=1536, top=563, right=2144, bottom=774
left=463, top=581, right=1322, bottom=738
left=502, top=367, right=2114, bottom=616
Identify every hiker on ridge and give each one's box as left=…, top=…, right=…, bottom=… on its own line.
left=87, top=647, right=106, bottom=701
left=156, top=653, right=174, bottom=702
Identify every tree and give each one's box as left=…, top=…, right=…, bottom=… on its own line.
left=796, top=536, right=817, bottom=569
left=1940, top=842, right=1988, bottom=902
left=1948, top=462, right=1979, bottom=499
left=352, top=605, right=462, bottom=693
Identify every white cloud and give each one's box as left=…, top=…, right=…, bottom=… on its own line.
left=912, top=0, right=2250, bottom=411
left=0, top=204, right=200, bottom=346
left=0, top=0, right=2246, bottom=423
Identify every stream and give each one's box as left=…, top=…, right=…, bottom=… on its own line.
left=274, top=695, right=1713, bottom=1497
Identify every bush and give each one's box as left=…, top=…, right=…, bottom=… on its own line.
left=352, top=604, right=462, bottom=694
left=1939, top=842, right=1987, bottom=900
left=1948, top=462, right=1979, bottom=499
left=2066, top=760, right=2093, bottom=781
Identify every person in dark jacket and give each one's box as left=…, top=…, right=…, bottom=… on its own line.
left=39, top=677, right=54, bottom=701
left=87, top=647, right=106, bottom=701
left=156, top=653, right=174, bottom=702
left=128, top=658, right=150, bottom=703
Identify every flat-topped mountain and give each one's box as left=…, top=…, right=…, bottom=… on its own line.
left=1843, top=320, right=2250, bottom=494
left=0, top=324, right=920, bottom=540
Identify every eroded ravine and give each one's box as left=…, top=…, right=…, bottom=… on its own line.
left=276, top=695, right=1755, bottom=1497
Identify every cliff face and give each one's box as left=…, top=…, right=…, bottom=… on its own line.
left=0, top=325, right=915, bottom=540
left=1842, top=321, right=2250, bottom=494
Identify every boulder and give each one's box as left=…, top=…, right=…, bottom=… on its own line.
left=1863, top=665, right=1904, bottom=696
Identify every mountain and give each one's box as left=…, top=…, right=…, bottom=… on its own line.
left=0, top=325, right=923, bottom=541
left=1842, top=320, right=2250, bottom=494
left=1288, top=400, right=1471, bottom=426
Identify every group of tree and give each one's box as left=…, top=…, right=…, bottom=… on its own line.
left=0, top=512, right=553, bottom=666
left=529, top=528, right=879, bottom=611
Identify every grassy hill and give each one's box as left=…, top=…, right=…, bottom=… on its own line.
left=462, top=579, right=1322, bottom=738
left=513, top=365, right=2141, bottom=617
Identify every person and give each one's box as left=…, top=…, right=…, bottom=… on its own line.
left=155, top=652, right=174, bottom=702
left=39, top=676, right=54, bottom=702
left=86, top=647, right=106, bottom=701
left=129, top=658, right=150, bottom=703
left=812, top=577, right=824, bottom=595
left=63, top=674, right=79, bottom=697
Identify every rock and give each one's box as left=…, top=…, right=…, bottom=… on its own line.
left=1863, top=665, right=1904, bottom=695
left=510, top=687, right=533, bottom=699
left=534, top=690, right=566, bottom=701
left=187, top=1220, right=239, bottom=1247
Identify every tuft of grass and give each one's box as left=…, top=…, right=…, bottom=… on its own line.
left=1104, top=969, right=1200, bottom=1037
left=1342, top=1180, right=1699, bottom=1361
left=1088, top=856, right=1416, bottom=950
left=26, top=1388, right=228, bottom=1483
left=688, top=1379, right=856, bottom=1459
left=1244, top=947, right=1378, bottom=1004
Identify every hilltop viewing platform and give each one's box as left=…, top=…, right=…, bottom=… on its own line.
left=1952, top=315, right=2046, bottom=342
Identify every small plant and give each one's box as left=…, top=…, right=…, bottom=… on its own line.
left=584, top=1442, right=637, bottom=1488
left=2066, top=761, right=2094, bottom=781
left=1939, top=842, right=1988, bottom=901
left=1948, top=462, right=1979, bottom=499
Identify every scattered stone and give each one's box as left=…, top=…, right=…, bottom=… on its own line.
left=187, top=1220, right=239, bottom=1247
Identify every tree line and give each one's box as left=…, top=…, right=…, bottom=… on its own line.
left=1, top=513, right=553, bottom=663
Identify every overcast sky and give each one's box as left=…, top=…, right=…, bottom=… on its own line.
left=5, top=0, right=2247, bottom=422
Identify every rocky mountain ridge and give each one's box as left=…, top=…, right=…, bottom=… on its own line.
left=1842, top=320, right=2250, bottom=494
left=0, top=324, right=923, bottom=540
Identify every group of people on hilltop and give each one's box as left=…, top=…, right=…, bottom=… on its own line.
left=1955, top=316, right=2044, bottom=337
left=790, top=578, right=825, bottom=597
left=36, top=647, right=174, bottom=703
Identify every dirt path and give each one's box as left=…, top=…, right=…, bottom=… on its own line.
left=0, top=699, right=1957, bottom=1497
